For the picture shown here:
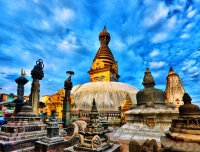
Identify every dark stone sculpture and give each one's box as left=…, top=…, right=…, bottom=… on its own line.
left=141, top=139, right=158, bottom=152
left=30, top=59, right=44, bottom=80
left=62, top=71, right=73, bottom=128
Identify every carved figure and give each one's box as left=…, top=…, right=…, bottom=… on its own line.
left=92, top=135, right=102, bottom=149
left=141, top=139, right=158, bottom=152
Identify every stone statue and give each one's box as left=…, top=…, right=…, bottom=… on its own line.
left=141, top=139, right=158, bottom=152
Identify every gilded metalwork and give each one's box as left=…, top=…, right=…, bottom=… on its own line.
left=88, top=26, right=120, bottom=82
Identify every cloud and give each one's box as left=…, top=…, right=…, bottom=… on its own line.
left=0, top=0, right=200, bottom=104
left=149, top=61, right=166, bottom=70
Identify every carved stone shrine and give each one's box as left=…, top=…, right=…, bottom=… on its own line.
left=161, top=93, right=200, bottom=152
left=64, top=98, right=120, bottom=152
left=34, top=117, right=69, bottom=152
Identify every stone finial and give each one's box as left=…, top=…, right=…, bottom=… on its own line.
left=99, top=26, right=111, bottom=43
left=142, top=68, right=155, bottom=88
left=64, top=75, right=72, bottom=90
left=64, top=71, right=74, bottom=90
left=182, top=93, right=192, bottom=104
left=92, top=98, right=98, bottom=112
left=31, top=59, right=44, bottom=80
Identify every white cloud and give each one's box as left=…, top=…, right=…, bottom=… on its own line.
left=41, top=20, right=50, bottom=29
left=149, top=49, right=160, bottom=57
left=187, top=9, right=196, bottom=18
left=126, top=35, right=143, bottom=45
left=149, top=61, right=166, bottom=69
left=144, top=2, right=169, bottom=27
left=151, top=33, right=168, bottom=43
left=180, top=33, right=190, bottom=39
left=54, top=8, right=75, bottom=25
left=112, top=38, right=126, bottom=51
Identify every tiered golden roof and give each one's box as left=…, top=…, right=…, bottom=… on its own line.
left=88, top=26, right=120, bottom=82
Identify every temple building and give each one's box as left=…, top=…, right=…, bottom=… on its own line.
left=165, top=67, right=185, bottom=109
left=42, top=27, right=139, bottom=126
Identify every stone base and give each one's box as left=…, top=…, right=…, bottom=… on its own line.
left=64, top=144, right=121, bottom=152
left=161, top=136, right=200, bottom=152
left=0, top=138, right=37, bottom=152
left=34, top=139, right=70, bottom=152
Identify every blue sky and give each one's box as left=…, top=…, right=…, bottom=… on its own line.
left=0, top=0, right=199, bottom=105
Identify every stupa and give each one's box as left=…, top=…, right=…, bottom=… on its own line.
left=165, top=67, right=185, bottom=109
left=43, top=26, right=139, bottom=126
left=110, top=68, right=179, bottom=151
left=64, top=98, right=121, bottom=152
left=161, top=93, right=200, bottom=152
left=69, top=27, right=139, bottom=126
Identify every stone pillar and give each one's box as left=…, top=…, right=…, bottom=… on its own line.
left=13, top=70, right=29, bottom=115
left=29, top=59, right=44, bottom=116
left=62, top=72, right=73, bottom=128
left=15, top=69, right=29, bottom=102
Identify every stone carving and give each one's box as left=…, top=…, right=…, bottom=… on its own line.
left=146, top=101, right=154, bottom=107
left=141, top=139, right=158, bottom=152
left=35, top=59, right=44, bottom=69
left=73, top=98, right=114, bottom=151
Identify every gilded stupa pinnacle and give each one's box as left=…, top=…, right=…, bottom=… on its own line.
left=88, top=26, right=120, bottom=82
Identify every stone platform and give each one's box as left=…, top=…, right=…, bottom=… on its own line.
left=0, top=138, right=37, bottom=152
left=161, top=136, right=200, bottom=152
left=64, top=144, right=121, bottom=152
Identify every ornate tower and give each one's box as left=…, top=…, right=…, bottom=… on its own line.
left=88, top=26, right=120, bottom=82
left=165, top=67, right=185, bottom=108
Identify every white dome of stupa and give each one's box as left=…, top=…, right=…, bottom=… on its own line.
left=71, top=82, right=139, bottom=111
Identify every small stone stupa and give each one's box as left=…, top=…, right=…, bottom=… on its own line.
left=0, top=104, right=46, bottom=151
left=161, top=93, right=200, bottom=152
left=111, top=68, right=179, bottom=151
left=64, top=98, right=120, bottom=152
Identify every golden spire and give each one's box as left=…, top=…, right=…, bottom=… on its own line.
left=88, top=26, right=120, bottom=82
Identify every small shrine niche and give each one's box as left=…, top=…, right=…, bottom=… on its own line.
left=147, top=118, right=155, bottom=127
